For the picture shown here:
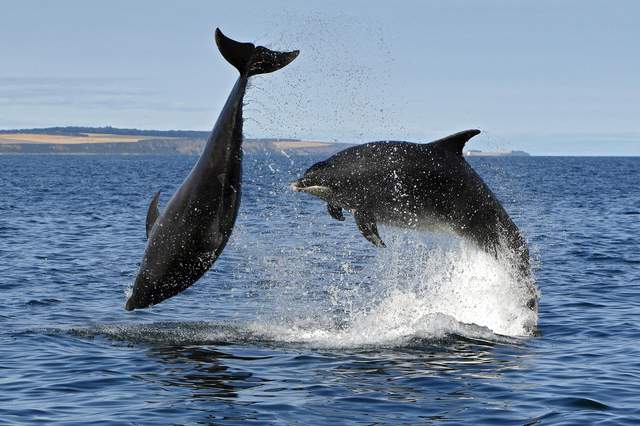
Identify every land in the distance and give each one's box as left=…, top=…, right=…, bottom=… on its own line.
left=0, top=127, right=530, bottom=156
left=0, top=127, right=339, bottom=155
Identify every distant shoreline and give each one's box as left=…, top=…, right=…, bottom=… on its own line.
left=0, top=126, right=531, bottom=157
left=0, top=128, right=346, bottom=156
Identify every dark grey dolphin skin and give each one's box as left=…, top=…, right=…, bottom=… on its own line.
left=292, top=130, right=537, bottom=309
left=125, top=29, right=299, bottom=310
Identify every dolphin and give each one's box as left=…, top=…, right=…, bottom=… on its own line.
left=125, top=29, right=299, bottom=310
left=291, top=130, right=536, bottom=308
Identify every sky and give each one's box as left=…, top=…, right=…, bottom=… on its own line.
left=1, top=0, right=638, bottom=155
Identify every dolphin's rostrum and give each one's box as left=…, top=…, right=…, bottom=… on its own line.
left=125, top=29, right=299, bottom=310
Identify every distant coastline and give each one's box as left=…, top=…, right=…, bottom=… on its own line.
left=0, top=127, right=530, bottom=156
left=0, top=127, right=344, bottom=156
left=464, top=149, right=530, bottom=157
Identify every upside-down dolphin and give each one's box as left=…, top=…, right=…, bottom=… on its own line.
left=125, top=29, right=299, bottom=310
left=291, top=130, right=536, bottom=308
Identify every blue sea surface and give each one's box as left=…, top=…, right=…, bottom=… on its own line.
left=0, top=153, right=639, bottom=424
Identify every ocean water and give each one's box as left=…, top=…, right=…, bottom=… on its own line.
left=0, top=153, right=638, bottom=424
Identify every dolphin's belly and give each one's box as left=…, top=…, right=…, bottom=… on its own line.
left=379, top=213, right=455, bottom=236
left=372, top=195, right=489, bottom=243
left=139, top=224, right=218, bottom=292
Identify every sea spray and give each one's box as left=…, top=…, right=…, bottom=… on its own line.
left=250, top=227, right=538, bottom=346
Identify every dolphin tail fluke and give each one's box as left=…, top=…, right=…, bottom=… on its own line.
left=215, top=28, right=299, bottom=77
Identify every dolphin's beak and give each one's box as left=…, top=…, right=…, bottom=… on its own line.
left=290, top=181, right=332, bottom=198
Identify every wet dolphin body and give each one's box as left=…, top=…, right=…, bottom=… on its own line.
left=292, top=130, right=537, bottom=309
left=125, top=29, right=299, bottom=310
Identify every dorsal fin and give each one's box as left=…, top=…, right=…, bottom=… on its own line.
left=432, top=129, right=481, bottom=156
left=146, top=191, right=161, bottom=239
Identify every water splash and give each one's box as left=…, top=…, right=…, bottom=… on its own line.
left=248, top=227, right=538, bottom=347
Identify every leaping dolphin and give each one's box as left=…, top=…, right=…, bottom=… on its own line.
left=125, top=29, right=299, bottom=310
left=291, top=130, right=536, bottom=309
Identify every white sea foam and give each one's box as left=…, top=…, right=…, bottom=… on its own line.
left=252, top=228, right=538, bottom=347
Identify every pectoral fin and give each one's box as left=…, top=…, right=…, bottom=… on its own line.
left=354, top=210, right=385, bottom=247
left=327, top=203, right=345, bottom=221
left=146, top=191, right=161, bottom=239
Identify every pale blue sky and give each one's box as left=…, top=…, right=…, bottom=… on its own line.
left=1, top=0, right=638, bottom=155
